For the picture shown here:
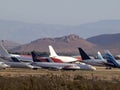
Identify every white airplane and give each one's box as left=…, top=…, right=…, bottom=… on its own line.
left=31, top=51, right=96, bottom=70
left=78, top=48, right=111, bottom=66
left=0, top=43, right=33, bottom=62
left=31, top=51, right=80, bottom=70
left=48, top=45, right=78, bottom=63
left=0, top=44, right=40, bottom=69
left=1, top=57, right=39, bottom=69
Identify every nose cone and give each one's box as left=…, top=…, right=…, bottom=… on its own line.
left=4, top=64, right=10, bottom=68
left=90, top=66, right=96, bottom=71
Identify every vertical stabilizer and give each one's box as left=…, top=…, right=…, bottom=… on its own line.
left=31, top=51, right=53, bottom=62
left=105, top=50, right=119, bottom=67
left=11, top=57, right=20, bottom=62
left=0, top=43, right=10, bottom=57
left=49, top=45, right=58, bottom=57
left=78, top=48, right=91, bottom=60
left=31, top=51, right=41, bottom=62
left=97, top=51, right=104, bottom=60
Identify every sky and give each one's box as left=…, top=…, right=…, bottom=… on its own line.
left=0, top=0, right=120, bottom=43
left=0, top=0, right=120, bottom=25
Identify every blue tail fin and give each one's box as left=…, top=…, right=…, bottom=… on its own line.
left=11, top=57, right=20, bottom=62
left=105, top=50, right=119, bottom=67
left=31, top=51, right=41, bottom=62
left=78, top=48, right=91, bottom=60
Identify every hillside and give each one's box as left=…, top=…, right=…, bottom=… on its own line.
left=87, top=33, right=120, bottom=54
left=12, top=34, right=98, bottom=55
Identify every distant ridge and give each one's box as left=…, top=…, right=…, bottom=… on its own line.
left=87, top=33, right=120, bottom=47
left=11, top=34, right=97, bottom=55
left=0, top=19, right=120, bottom=43
left=5, top=33, right=120, bottom=55
left=87, top=33, right=120, bottom=54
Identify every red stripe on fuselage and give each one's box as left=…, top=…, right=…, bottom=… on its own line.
left=51, top=57, right=64, bottom=63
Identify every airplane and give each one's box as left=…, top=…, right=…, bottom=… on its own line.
left=0, top=44, right=40, bottom=69
left=48, top=45, right=78, bottom=63
left=31, top=51, right=96, bottom=70
left=31, top=51, right=80, bottom=70
left=97, top=51, right=115, bottom=69
left=0, top=56, right=40, bottom=69
left=78, top=48, right=110, bottom=66
left=0, top=43, right=33, bottom=62
left=105, top=50, right=120, bottom=68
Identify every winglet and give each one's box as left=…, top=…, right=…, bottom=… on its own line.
left=78, top=48, right=91, bottom=60
left=49, top=45, right=58, bottom=57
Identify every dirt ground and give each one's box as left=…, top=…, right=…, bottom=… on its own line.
left=0, top=67, right=120, bottom=81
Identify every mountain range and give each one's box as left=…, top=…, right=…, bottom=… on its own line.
left=6, top=33, right=119, bottom=55
left=0, top=20, right=120, bottom=43
left=0, top=19, right=120, bottom=55
left=11, top=34, right=98, bottom=55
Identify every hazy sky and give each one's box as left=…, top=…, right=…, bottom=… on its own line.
left=0, top=0, right=120, bottom=25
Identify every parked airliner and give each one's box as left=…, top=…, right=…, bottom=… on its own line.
left=78, top=48, right=111, bottom=66
left=31, top=51, right=96, bottom=70
left=49, top=45, right=78, bottom=63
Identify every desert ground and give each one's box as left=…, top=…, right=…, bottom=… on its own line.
left=0, top=66, right=120, bottom=81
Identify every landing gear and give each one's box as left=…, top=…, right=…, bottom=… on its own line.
left=106, top=67, right=112, bottom=69
left=32, top=68, right=38, bottom=70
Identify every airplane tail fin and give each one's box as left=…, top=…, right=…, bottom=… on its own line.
left=78, top=48, right=91, bottom=60
left=31, top=51, right=53, bottom=62
left=31, top=51, right=41, bottom=62
left=105, top=50, right=119, bottom=67
left=11, top=56, right=38, bottom=69
left=0, top=42, right=10, bottom=57
left=97, top=51, right=104, bottom=60
left=11, top=57, right=20, bottom=62
left=49, top=45, right=58, bottom=57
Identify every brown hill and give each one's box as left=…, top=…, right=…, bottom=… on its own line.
left=87, top=33, right=120, bottom=54
left=12, top=34, right=98, bottom=55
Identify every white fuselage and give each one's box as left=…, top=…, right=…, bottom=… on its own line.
left=3, top=62, right=32, bottom=68
left=31, top=62, right=96, bottom=70
left=50, top=56, right=77, bottom=63
left=31, top=62, right=80, bottom=70
left=81, top=59, right=108, bottom=66
left=10, top=54, right=33, bottom=62
left=76, top=63, right=96, bottom=70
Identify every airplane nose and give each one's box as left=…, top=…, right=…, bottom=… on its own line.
left=91, top=66, right=96, bottom=70
left=4, top=64, right=10, bottom=68
left=5, top=65, right=10, bottom=68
